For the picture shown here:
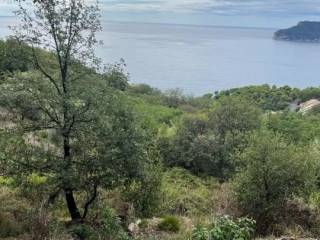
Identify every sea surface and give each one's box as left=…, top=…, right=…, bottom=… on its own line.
left=1, top=19, right=320, bottom=95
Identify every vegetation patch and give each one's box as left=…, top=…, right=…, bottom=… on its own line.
left=158, top=216, right=181, bottom=233
left=192, top=216, right=255, bottom=240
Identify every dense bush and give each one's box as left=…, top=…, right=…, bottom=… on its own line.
left=214, top=85, right=299, bottom=111
left=104, top=59, right=129, bottom=91
left=129, top=83, right=162, bottom=96
left=124, top=161, right=163, bottom=218
left=158, top=216, right=181, bottom=232
left=160, top=168, right=219, bottom=216
left=161, top=96, right=262, bottom=179
left=299, top=87, right=320, bottom=102
left=266, top=111, right=320, bottom=144
left=70, top=208, right=133, bottom=240
left=0, top=38, right=32, bottom=73
left=192, top=216, right=255, bottom=240
left=0, top=187, right=30, bottom=238
left=69, top=224, right=97, bottom=240
left=234, top=130, right=318, bottom=234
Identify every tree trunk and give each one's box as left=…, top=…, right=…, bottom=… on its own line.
left=65, top=188, right=82, bottom=221
left=63, top=136, right=82, bottom=221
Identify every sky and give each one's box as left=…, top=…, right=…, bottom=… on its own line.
left=1, top=0, right=320, bottom=28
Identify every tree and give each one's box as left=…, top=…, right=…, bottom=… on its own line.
left=104, top=59, right=129, bottom=91
left=266, top=111, right=320, bottom=144
left=161, top=97, right=261, bottom=179
left=161, top=114, right=209, bottom=171
left=209, top=96, right=261, bottom=137
left=214, top=85, right=299, bottom=111
left=234, top=130, right=317, bottom=234
left=207, top=96, right=262, bottom=178
left=0, top=0, right=148, bottom=222
left=0, top=38, right=32, bottom=73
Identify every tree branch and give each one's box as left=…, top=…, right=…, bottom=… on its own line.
left=31, top=47, right=62, bottom=96
left=82, top=184, right=98, bottom=219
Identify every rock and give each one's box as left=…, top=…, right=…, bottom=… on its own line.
left=298, top=99, right=320, bottom=114
left=274, top=21, right=320, bottom=42
left=276, top=238, right=317, bottom=240
left=276, top=238, right=296, bottom=240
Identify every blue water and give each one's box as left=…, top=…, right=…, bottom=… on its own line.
left=1, top=19, right=320, bottom=95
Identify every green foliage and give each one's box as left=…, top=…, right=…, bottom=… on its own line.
left=299, top=87, right=320, bottom=102
left=124, top=160, right=163, bottom=218
left=0, top=187, right=30, bottom=238
left=215, top=85, right=298, bottom=111
left=104, top=59, right=129, bottom=91
left=234, top=130, right=318, bottom=234
left=100, top=208, right=132, bottom=240
left=0, top=176, right=13, bottom=186
left=1, top=1, right=320, bottom=235
left=0, top=214, right=24, bottom=238
left=131, top=96, right=182, bottom=131
left=208, top=96, right=262, bottom=136
left=129, top=83, right=162, bottom=96
left=192, top=226, right=209, bottom=240
left=69, top=208, right=132, bottom=240
left=69, top=224, right=96, bottom=240
left=309, top=191, right=320, bottom=211
left=158, top=216, right=181, bottom=232
left=161, top=168, right=218, bottom=216
left=138, top=219, right=149, bottom=229
left=162, top=96, right=262, bottom=179
left=0, top=38, right=32, bottom=73
left=266, top=111, right=320, bottom=144
left=163, top=89, right=187, bottom=108
left=101, top=208, right=123, bottom=237
left=192, top=216, right=255, bottom=240
left=160, top=113, right=209, bottom=171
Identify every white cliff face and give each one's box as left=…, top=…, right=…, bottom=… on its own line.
left=299, top=99, right=320, bottom=114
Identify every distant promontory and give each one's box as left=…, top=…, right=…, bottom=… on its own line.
left=274, top=21, right=320, bottom=42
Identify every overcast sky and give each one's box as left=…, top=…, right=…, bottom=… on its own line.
left=1, top=0, right=320, bottom=28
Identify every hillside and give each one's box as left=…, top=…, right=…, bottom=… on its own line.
left=274, top=21, right=320, bottom=42
left=1, top=1, right=320, bottom=239
left=1, top=38, right=320, bottom=240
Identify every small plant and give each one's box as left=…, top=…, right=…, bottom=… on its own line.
left=100, top=208, right=132, bottom=240
left=69, top=224, right=96, bottom=240
left=192, top=216, right=255, bottom=240
left=309, top=191, right=320, bottom=210
left=138, top=219, right=149, bottom=229
left=192, top=226, right=209, bottom=240
left=158, top=216, right=181, bottom=233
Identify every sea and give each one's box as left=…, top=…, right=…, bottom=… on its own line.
left=1, top=18, right=320, bottom=95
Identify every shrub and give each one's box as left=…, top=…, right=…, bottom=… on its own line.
left=104, top=59, right=129, bottom=91
left=28, top=205, right=51, bottom=240
left=124, top=161, right=163, bottom=218
left=0, top=213, right=25, bottom=238
left=100, top=208, right=124, bottom=236
left=309, top=191, right=320, bottom=211
left=192, top=226, right=209, bottom=240
left=129, top=83, right=161, bottom=95
left=138, top=219, right=149, bottom=229
left=158, top=216, right=181, bottom=232
left=69, top=224, right=96, bottom=240
left=100, top=208, right=132, bottom=240
left=192, top=216, right=255, bottom=240
left=234, top=130, right=317, bottom=234
left=0, top=187, right=30, bottom=238
left=161, top=168, right=219, bottom=216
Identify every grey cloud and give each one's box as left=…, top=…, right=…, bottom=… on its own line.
left=100, top=0, right=320, bottom=16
